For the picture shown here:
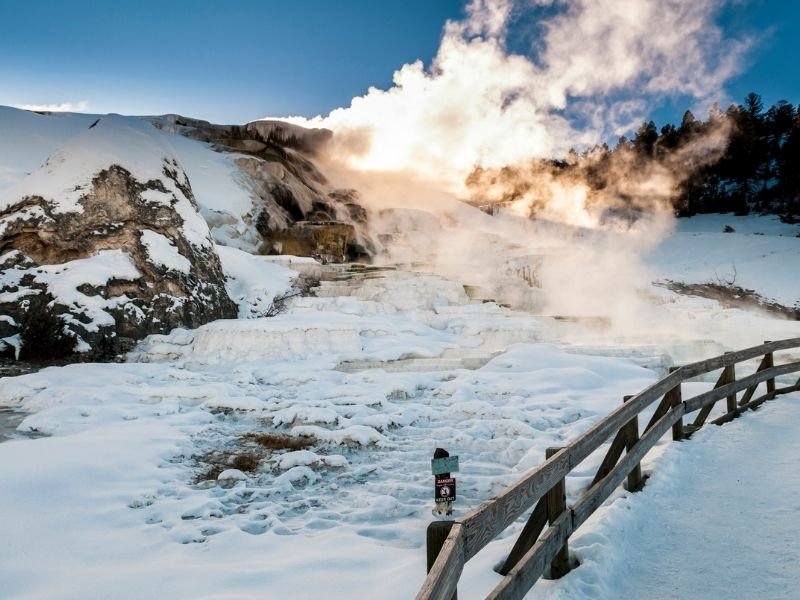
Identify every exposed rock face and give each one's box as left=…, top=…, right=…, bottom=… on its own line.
left=154, top=115, right=374, bottom=263
left=267, top=221, right=357, bottom=263
left=0, top=145, right=236, bottom=359
left=156, top=115, right=333, bottom=156
left=0, top=108, right=374, bottom=361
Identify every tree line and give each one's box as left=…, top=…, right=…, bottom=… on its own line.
left=616, top=93, right=800, bottom=220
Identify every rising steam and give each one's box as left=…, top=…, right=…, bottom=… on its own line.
left=273, top=0, right=749, bottom=343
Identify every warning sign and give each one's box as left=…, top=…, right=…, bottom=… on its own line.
left=435, top=477, right=456, bottom=503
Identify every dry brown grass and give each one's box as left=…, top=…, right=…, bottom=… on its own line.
left=242, top=432, right=314, bottom=451
left=230, top=452, right=260, bottom=472
left=194, top=432, right=319, bottom=484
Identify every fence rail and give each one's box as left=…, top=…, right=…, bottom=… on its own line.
left=417, top=338, right=800, bottom=600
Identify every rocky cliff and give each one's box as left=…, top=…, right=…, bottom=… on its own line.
left=0, top=115, right=238, bottom=359
left=0, top=107, right=373, bottom=360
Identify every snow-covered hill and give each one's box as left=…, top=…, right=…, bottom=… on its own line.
left=0, top=107, right=372, bottom=358
left=0, top=107, right=363, bottom=256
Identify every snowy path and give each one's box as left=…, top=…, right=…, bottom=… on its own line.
left=532, top=393, right=800, bottom=600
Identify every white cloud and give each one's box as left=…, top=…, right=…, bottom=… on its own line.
left=13, top=100, right=89, bottom=113
left=281, top=0, right=747, bottom=192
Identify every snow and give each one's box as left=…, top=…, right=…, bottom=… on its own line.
left=0, top=106, right=98, bottom=192
left=649, top=214, right=800, bottom=308
left=215, top=245, right=298, bottom=318
left=0, top=112, right=217, bottom=255
left=2, top=115, right=175, bottom=213
left=0, top=107, right=279, bottom=253
left=150, top=123, right=256, bottom=219
left=140, top=230, right=191, bottom=274
left=518, top=395, right=800, bottom=600
left=0, top=304, right=661, bottom=599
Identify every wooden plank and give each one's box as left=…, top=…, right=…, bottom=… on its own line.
left=738, top=355, right=768, bottom=407
left=485, top=511, right=573, bottom=600
left=774, top=384, right=800, bottom=397
left=426, top=521, right=457, bottom=600
left=428, top=521, right=456, bottom=571
left=590, top=428, right=627, bottom=487
left=715, top=387, right=783, bottom=425
left=746, top=391, right=777, bottom=411
left=643, top=393, right=671, bottom=434
left=567, top=369, right=684, bottom=469
left=690, top=401, right=715, bottom=430
left=544, top=447, right=570, bottom=579
left=572, top=405, right=684, bottom=529
left=684, top=361, right=800, bottom=414
left=707, top=384, right=787, bottom=426
left=416, top=524, right=464, bottom=600
left=689, top=366, right=729, bottom=430
left=738, top=382, right=761, bottom=407
left=458, top=449, right=570, bottom=562
left=678, top=338, right=800, bottom=379
left=497, top=498, right=548, bottom=576
left=709, top=410, right=739, bottom=427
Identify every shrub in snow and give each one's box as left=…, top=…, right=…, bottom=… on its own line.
left=18, top=294, right=76, bottom=360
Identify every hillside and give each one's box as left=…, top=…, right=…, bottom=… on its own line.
left=0, top=107, right=372, bottom=359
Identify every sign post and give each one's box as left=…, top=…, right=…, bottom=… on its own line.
left=431, top=448, right=459, bottom=516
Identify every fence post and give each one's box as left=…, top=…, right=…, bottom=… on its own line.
left=622, top=395, right=644, bottom=491
left=545, top=447, right=571, bottom=579
left=764, top=341, right=776, bottom=394
left=426, top=521, right=457, bottom=600
left=666, top=367, right=684, bottom=441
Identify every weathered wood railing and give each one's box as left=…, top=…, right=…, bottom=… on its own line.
left=417, top=338, right=800, bottom=600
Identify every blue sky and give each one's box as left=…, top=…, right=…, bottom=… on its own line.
left=1, top=0, right=798, bottom=128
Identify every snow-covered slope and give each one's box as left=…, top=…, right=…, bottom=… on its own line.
left=0, top=107, right=372, bottom=252
left=649, top=213, right=800, bottom=309
left=0, top=106, right=98, bottom=191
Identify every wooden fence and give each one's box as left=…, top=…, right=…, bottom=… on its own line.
left=417, top=338, right=800, bottom=600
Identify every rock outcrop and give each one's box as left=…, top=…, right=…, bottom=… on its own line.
left=0, top=117, right=237, bottom=359
left=154, top=115, right=374, bottom=263
left=0, top=107, right=375, bottom=361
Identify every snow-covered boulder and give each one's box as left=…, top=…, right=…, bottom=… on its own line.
left=0, top=116, right=236, bottom=359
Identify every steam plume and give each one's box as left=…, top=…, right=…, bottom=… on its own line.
left=273, top=0, right=750, bottom=345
